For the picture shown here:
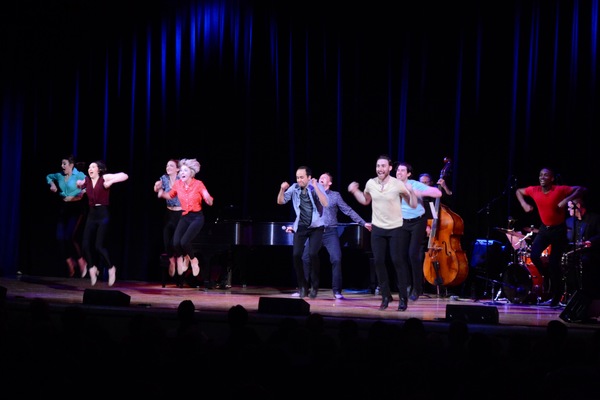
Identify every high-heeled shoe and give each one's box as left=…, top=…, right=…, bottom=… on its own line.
left=398, top=297, right=408, bottom=311
left=168, top=257, right=176, bottom=277
left=78, top=257, right=87, bottom=278
left=66, top=258, right=76, bottom=278
left=190, top=257, right=200, bottom=276
left=177, top=256, right=188, bottom=275
left=299, top=287, right=308, bottom=299
left=108, top=266, right=116, bottom=286
left=89, top=266, right=99, bottom=286
left=379, top=296, right=393, bottom=310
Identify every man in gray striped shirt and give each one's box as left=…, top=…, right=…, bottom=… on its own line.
left=302, top=172, right=372, bottom=299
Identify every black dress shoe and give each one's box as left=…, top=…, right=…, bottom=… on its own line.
left=299, top=287, right=308, bottom=298
left=398, top=297, right=407, bottom=311
left=379, top=296, right=393, bottom=310
left=409, top=289, right=419, bottom=301
left=309, top=288, right=318, bottom=299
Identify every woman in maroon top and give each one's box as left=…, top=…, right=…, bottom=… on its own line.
left=77, top=161, right=128, bottom=286
left=515, top=167, right=586, bottom=306
left=159, top=158, right=213, bottom=278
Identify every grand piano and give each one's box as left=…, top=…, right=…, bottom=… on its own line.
left=189, top=220, right=370, bottom=288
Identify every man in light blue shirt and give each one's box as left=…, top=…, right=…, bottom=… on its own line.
left=396, top=162, right=442, bottom=301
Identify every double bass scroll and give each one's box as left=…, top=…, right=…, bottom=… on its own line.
left=423, top=158, right=469, bottom=287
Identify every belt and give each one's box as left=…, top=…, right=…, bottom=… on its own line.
left=403, top=215, right=423, bottom=223
left=543, top=223, right=565, bottom=230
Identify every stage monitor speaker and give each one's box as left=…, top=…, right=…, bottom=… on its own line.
left=83, top=289, right=131, bottom=307
left=559, top=290, right=600, bottom=323
left=258, top=297, right=310, bottom=316
left=446, top=304, right=499, bottom=325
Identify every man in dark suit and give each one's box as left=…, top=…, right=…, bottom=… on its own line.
left=564, top=196, right=600, bottom=299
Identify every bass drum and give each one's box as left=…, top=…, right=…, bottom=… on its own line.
left=502, top=262, right=545, bottom=304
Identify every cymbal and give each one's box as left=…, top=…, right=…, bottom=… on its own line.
left=523, top=226, right=539, bottom=233
left=494, top=227, right=525, bottom=239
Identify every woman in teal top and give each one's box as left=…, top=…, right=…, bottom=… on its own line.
left=46, top=155, right=88, bottom=277
left=153, top=159, right=182, bottom=279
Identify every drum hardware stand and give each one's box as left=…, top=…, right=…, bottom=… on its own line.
left=487, top=229, right=530, bottom=305
left=493, top=283, right=504, bottom=301
left=560, top=245, right=585, bottom=304
left=477, top=275, right=508, bottom=305
left=575, top=245, right=584, bottom=293
left=560, top=252, right=570, bottom=304
left=516, top=231, right=533, bottom=251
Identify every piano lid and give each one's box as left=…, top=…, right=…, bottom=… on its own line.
left=205, top=221, right=366, bottom=248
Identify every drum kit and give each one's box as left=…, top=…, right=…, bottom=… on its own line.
left=492, top=227, right=553, bottom=304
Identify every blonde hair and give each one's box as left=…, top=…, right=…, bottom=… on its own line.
left=180, top=158, right=201, bottom=176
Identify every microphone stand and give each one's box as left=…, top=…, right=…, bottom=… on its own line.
left=475, top=201, right=505, bottom=305
left=476, top=177, right=514, bottom=305
left=477, top=203, right=493, bottom=302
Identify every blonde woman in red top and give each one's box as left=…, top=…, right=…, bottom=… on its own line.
left=159, top=158, right=213, bottom=277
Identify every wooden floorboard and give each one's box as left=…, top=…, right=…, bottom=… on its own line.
left=2, top=273, right=600, bottom=340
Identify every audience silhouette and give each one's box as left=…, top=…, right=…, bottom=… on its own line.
left=2, top=298, right=600, bottom=399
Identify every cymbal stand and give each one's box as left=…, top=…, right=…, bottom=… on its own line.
left=512, top=231, right=533, bottom=264
left=516, top=231, right=533, bottom=251
left=560, top=252, right=570, bottom=304
left=575, top=244, right=584, bottom=293
left=560, top=242, right=585, bottom=304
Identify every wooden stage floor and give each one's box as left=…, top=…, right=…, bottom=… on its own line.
left=2, top=273, right=600, bottom=342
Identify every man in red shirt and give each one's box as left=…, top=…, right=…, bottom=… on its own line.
left=515, top=167, right=586, bottom=307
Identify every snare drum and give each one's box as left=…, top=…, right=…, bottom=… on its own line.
left=518, top=247, right=531, bottom=265
left=502, top=262, right=545, bottom=304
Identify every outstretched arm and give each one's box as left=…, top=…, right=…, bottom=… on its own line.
left=559, top=186, right=587, bottom=208
left=437, top=178, right=453, bottom=196
left=402, top=182, right=418, bottom=208
left=419, top=185, right=442, bottom=199
left=337, top=195, right=367, bottom=226
left=348, top=181, right=371, bottom=206
left=103, top=172, right=129, bottom=188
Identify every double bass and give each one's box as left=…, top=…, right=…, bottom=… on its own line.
left=423, top=158, right=469, bottom=287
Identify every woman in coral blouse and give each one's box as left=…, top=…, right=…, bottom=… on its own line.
left=159, top=158, right=214, bottom=277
